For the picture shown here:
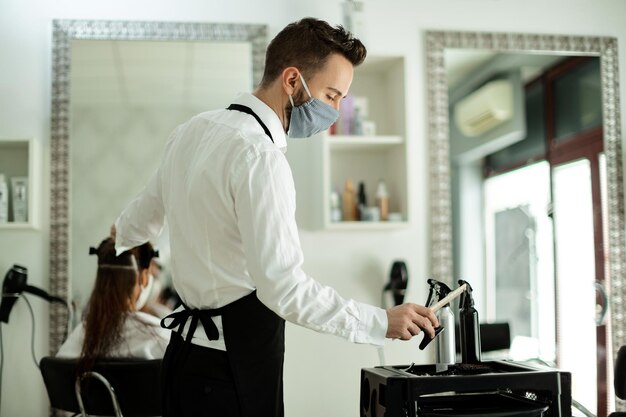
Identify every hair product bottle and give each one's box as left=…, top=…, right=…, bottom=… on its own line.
left=342, top=179, right=357, bottom=221
left=357, top=181, right=367, bottom=221
left=458, top=279, right=481, bottom=364
left=330, top=190, right=342, bottom=222
left=425, top=279, right=456, bottom=365
left=0, top=174, right=8, bottom=223
left=352, top=107, right=364, bottom=135
left=376, top=179, right=389, bottom=221
left=10, top=177, right=28, bottom=223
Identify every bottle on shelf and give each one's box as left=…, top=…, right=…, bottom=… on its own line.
left=330, top=189, right=342, bottom=222
left=357, top=181, right=367, bottom=221
left=342, top=178, right=357, bottom=221
left=352, top=107, right=364, bottom=136
left=11, top=177, right=28, bottom=223
left=338, top=95, right=355, bottom=135
left=376, top=179, right=389, bottom=221
left=0, top=174, right=8, bottom=223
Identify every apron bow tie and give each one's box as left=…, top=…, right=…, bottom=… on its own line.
left=161, top=306, right=220, bottom=343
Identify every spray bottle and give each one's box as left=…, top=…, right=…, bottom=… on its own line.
left=458, top=279, right=481, bottom=363
left=425, top=279, right=456, bottom=365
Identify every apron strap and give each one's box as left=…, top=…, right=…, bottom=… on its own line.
left=227, top=104, right=274, bottom=143
left=160, top=291, right=259, bottom=343
left=160, top=305, right=220, bottom=343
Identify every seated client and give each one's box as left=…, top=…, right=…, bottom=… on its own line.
left=57, top=237, right=170, bottom=371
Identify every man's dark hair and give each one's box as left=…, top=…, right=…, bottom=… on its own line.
left=260, top=17, right=367, bottom=87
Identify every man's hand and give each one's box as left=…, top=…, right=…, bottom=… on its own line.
left=385, top=303, right=439, bottom=341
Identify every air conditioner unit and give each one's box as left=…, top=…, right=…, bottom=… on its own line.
left=453, top=79, right=514, bottom=137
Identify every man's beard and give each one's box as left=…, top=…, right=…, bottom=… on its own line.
left=284, top=87, right=308, bottom=132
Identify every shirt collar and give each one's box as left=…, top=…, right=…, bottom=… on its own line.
left=231, top=93, right=287, bottom=151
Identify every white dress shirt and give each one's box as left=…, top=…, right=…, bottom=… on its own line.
left=57, top=311, right=170, bottom=359
left=115, top=93, right=387, bottom=351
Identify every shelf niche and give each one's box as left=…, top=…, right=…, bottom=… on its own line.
left=287, top=56, right=409, bottom=230
left=0, top=138, right=40, bottom=230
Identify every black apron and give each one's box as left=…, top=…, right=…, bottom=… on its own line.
left=160, top=105, right=284, bottom=417
left=161, top=291, right=285, bottom=417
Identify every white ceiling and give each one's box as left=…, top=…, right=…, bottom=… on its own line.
left=70, top=41, right=565, bottom=110
left=445, top=49, right=497, bottom=88
left=445, top=49, right=565, bottom=89
left=70, top=40, right=253, bottom=109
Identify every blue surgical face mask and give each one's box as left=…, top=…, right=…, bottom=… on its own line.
left=288, top=74, right=340, bottom=138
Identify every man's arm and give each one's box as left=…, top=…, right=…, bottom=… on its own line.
left=232, top=149, right=437, bottom=345
left=114, top=167, right=166, bottom=255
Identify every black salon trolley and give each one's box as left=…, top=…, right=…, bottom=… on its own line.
left=360, top=360, right=571, bottom=417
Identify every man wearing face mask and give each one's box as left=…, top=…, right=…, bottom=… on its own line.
left=114, top=17, right=438, bottom=417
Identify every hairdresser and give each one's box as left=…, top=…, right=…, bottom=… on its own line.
left=114, top=17, right=438, bottom=417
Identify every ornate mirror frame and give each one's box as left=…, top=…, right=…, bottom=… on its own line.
left=49, top=19, right=267, bottom=353
left=426, top=30, right=624, bottom=376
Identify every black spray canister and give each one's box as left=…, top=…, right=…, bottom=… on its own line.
left=458, top=280, right=481, bottom=363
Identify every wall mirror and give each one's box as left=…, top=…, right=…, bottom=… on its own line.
left=426, top=31, right=623, bottom=415
left=49, top=19, right=267, bottom=353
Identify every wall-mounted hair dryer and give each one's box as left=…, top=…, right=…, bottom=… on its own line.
left=384, top=261, right=408, bottom=307
left=0, top=264, right=66, bottom=323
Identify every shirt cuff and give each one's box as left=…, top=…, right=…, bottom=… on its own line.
left=354, top=303, right=387, bottom=347
left=114, top=218, right=135, bottom=256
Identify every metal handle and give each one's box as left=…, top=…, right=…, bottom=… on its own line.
left=595, top=281, right=609, bottom=326
left=430, top=283, right=467, bottom=312
left=75, top=371, right=124, bottom=417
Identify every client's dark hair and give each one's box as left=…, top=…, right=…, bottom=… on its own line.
left=79, top=237, right=139, bottom=373
left=131, top=241, right=158, bottom=271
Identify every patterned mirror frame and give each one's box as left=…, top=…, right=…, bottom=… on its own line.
left=426, top=30, right=623, bottom=408
left=49, top=19, right=267, bottom=354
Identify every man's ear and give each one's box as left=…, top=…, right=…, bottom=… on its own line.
left=281, top=67, right=300, bottom=96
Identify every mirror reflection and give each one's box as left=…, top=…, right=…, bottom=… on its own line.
left=69, top=39, right=253, bottom=314
left=446, top=50, right=606, bottom=413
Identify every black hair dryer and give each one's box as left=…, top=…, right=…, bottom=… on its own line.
left=0, top=264, right=66, bottom=323
left=384, top=261, right=408, bottom=307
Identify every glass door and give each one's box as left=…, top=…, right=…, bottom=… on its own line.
left=552, top=158, right=598, bottom=412
left=484, top=161, right=556, bottom=362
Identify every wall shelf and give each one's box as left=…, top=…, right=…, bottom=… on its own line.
left=325, top=221, right=409, bottom=231
left=287, top=56, right=409, bottom=230
left=0, top=138, right=40, bottom=230
left=327, top=135, right=403, bottom=150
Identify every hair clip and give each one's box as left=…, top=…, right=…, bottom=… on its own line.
left=98, top=264, right=137, bottom=271
left=153, top=250, right=160, bottom=258
left=89, top=247, right=98, bottom=255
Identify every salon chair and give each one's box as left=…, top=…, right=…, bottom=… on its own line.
left=478, top=322, right=512, bottom=352
left=40, top=357, right=162, bottom=417
left=610, top=345, right=626, bottom=417
left=455, top=322, right=512, bottom=353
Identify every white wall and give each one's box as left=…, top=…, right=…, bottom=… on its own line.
left=1, top=0, right=626, bottom=416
